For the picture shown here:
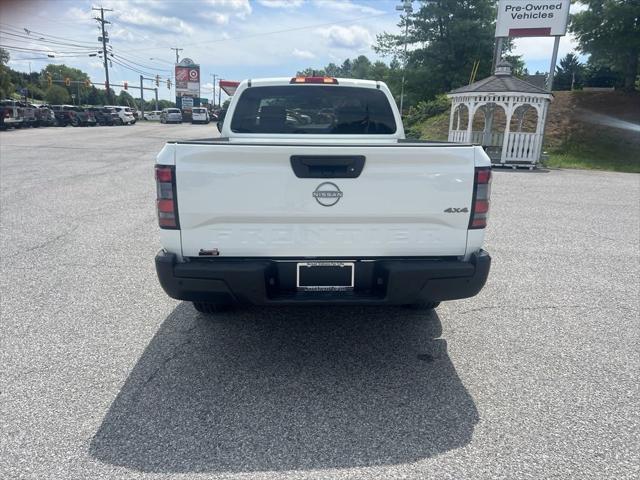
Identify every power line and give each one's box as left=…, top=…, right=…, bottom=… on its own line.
left=111, top=58, right=159, bottom=78
left=0, top=30, right=97, bottom=50
left=0, top=44, right=95, bottom=55
left=112, top=53, right=171, bottom=72
left=0, top=22, right=97, bottom=47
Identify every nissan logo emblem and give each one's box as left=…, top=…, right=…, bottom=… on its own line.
left=312, top=182, right=343, bottom=207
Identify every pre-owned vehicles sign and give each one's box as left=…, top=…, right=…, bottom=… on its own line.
left=495, top=0, right=570, bottom=37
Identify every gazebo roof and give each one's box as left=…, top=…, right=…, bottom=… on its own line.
left=449, top=60, right=550, bottom=95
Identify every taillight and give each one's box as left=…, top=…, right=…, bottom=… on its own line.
left=155, top=165, right=179, bottom=229
left=469, top=167, right=491, bottom=229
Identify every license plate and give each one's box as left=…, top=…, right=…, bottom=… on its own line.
left=296, top=262, right=354, bottom=291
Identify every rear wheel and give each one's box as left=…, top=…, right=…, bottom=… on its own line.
left=192, top=301, right=233, bottom=315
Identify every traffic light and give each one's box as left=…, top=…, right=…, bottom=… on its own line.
left=167, top=78, right=171, bottom=90
left=123, top=81, right=128, bottom=91
left=65, top=77, right=71, bottom=87
left=46, top=73, right=52, bottom=87
left=155, top=75, right=160, bottom=87
left=84, top=79, right=91, bottom=87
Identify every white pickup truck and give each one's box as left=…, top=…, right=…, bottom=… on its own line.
left=155, top=76, right=491, bottom=313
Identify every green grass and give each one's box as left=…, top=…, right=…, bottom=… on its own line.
left=544, top=131, right=640, bottom=173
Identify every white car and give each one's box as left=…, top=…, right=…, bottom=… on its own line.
left=144, top=110, right=162, bottom=121
left=154, top=76, right=492, bottom=313
left=191, top=107, right=210, bottom=124
left=160, top=108, right=182, bottom=124
left=104, top=105, right=136, bottom=125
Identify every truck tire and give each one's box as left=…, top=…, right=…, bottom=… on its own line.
left=192, top=301, right=233, bottom=314
left=406, top=301, right=440, bottom=310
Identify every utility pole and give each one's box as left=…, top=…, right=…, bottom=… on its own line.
left=93, top=6, right=113, bottom=103
left=155, top=88, right=158, bottom=111
left=140, top=75, right=145, bottom=119
left=170, top=47, right=183, bottom=64
left=396, top=0, right=413, bottom=117
left=211, top=74, right=217, bottom=107
left=218, top=80, right=222, bottom=108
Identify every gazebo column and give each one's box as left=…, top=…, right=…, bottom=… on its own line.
left=500, top=99, right=515, bottom=164
left=483, top=104, right=495, bottom=146
left=448, top=101, right=456, bottom=141
left=533, top=102, right=546, bottom=161
left=465, top=102, right=475, bottom=143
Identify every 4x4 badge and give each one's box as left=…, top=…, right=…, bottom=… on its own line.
left=444, top=207, right=469, bottom=213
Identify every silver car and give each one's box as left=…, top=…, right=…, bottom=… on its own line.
left=160, top=108, right=182, bottom=124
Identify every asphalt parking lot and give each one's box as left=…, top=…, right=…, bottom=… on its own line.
left=1, top=122, right=638, bottom=479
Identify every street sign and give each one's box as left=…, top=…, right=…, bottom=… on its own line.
left=495, top=0, right=570, bottom=37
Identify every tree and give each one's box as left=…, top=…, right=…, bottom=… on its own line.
left=554, top=53, right=585, bottom=90
left=583, top=58, right=622, bottom=88
left=0, top=47, right=14, bottom=99
left=117, top=90, right=135, bottom=107
left=41, top=64, right=92, bottom=101
left=45, top=85, right=70, bottom=104
left=570, top=0, right=640, bottom=91
left=375, top=0, right=499, bottom=103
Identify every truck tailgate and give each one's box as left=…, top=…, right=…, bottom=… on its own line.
left=173, top=143, right=475, bottom=258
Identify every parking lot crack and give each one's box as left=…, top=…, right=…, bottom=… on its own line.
left=20, top=224, right=80, bottom=255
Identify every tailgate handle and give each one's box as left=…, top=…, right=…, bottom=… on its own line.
left=290, top=155, right=365, bottom=178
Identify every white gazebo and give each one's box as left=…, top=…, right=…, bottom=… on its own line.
left=447, top=61, right=553, bottom=169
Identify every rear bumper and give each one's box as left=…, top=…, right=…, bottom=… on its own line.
left=155, top=250, right=491, bottom=306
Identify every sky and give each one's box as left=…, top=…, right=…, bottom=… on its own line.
left=0, top=0, right=585, bottom=102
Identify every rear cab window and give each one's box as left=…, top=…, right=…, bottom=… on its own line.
left=230, top=85, right=397, bottom=135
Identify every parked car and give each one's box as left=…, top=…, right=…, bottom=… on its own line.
left=35, top=105, right=56, bottom=127
left=17, top=102, right=38, bottom=127
left=104, top=105, right=136, bottom=125
left=87, top=107, right=121, bottom=126
left=144, top=110, right=162, bottom=121
left=191, top=107, right=210, bottom=124
left=154, top=76, right=492, bottom=313
left=0, top=100, right=23, bottom=130
left=77, top=107, right=97, bottom=126
left=160, top=108, right=182, bottom=124
left=50, top=105, right=76, bottom=127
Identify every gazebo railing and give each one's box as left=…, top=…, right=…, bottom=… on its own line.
left=504, top=132, right=541, bottom=161
left=448, top=130, right=542, bottom=164
left=471, top=131, right=504, bottom=145
left=448, top=130, right=504, bottom=145
left=448, top=130, right=467, bottom=143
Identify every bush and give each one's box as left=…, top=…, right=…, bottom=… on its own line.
left=405, top=95, right=451, bottom=126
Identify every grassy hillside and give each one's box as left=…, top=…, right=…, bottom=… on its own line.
left=410, top=91, right=640, bottom=173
